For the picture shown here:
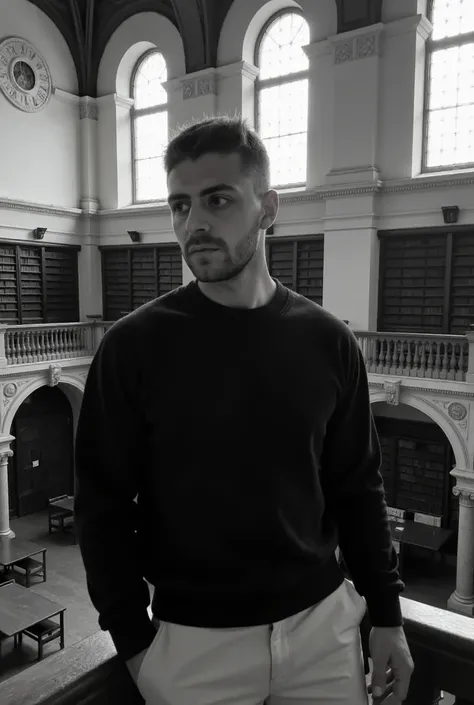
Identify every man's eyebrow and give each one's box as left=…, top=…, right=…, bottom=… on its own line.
left=167, top=183, right=238, bottom=204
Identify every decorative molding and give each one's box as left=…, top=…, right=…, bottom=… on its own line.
left=383, top=14, right=433, bottom=41
left=182, top=73, right=217, bottom=100
left=383, top=173, right=474, bottom=193
left=331, top=25, right=383, bottom=64
left=95, top=93, right=133, bottom=110
left=356, top=33, right=378, bottom=59
left=216, top=61, right=259, bottom=82
left=303, top=40, right=332, bottom=60
left=335, top=41, right=353, bottom=64
left=0, top=197, right=81, bottom=218
left=48, top=364, right=61, bottom=387
left=448, top=402, right=468, bottom=422
left=369, top=379, right=474, bottom=398
left=0, top=450, right=13, bottom=464
left=384, top=380, right=401, bottom=406
left=53, top=88, right=80, bottom=105
left=3, top=382, right=17, bottom=399
left=452, top=487, right=474, bottom=505
left=79, top=100, right=99, bottom=121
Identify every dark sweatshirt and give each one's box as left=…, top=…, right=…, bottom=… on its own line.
left=74, top=278, right=404, bottom=662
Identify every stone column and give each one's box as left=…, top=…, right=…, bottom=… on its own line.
left=448, top=487, right=474, bottom=617
left=79, top=97, right=100, bottom=212
left=0, top=444, right=14, bottom=538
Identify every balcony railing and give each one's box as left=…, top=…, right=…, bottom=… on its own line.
left=3, top=597, right=474, bottom=704
left=355, top=331, right=473, bottom=382
left=0, top=322, right=113, bottom=367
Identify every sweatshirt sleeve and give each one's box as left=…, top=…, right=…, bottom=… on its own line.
left=321, top=330, right=404, bottom=628
left=74, top=322, right=156, bottom=661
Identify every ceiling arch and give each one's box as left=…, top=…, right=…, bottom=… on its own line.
left=24, top=0, right=383, bottom=96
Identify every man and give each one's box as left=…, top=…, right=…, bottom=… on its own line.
left=75, top=117, right=414, bottom=705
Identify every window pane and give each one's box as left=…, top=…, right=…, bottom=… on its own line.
left=134, top=51, right=167, bottom=109
left=135, top=157, right=168, bottom=201
left=431, top=0, right=474, bottom=41
left=258, top=12, right=309, bottom=80
left=134, top=111, right=168, bottom=201
left=258, top=78, right=308, bottom=186
left=263, top=133, right=307, bottom=187
left=426, top=42, right=474, bottom=167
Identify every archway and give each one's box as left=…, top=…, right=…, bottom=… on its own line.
left=8, top=386, right=74, bottom=517
left=372, top=400, right=458, bottom=535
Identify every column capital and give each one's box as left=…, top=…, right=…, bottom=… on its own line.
left=163, top=68, right=218, bottom=100
left=0, top=450, right=13, bottom=465
left=79, top=96, right=99, bottom=121
left=453, top=487, right=474, bottom=507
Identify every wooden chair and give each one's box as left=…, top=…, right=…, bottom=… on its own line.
left=18, top=612, right=65, bottom=661
left=12, top=557, right=45, bottom=588
left=48, top=495, right=74, bottom=535
left=0, top=580, right=20, bottom=659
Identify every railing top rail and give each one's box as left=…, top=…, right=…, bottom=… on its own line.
left=354, top=331, right=468, bottom=342
left=2, top=322, right=110, bottom=332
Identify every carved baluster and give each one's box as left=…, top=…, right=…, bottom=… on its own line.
left=434, top=340, right=442, bottom=379
left=5, top=332, right=12, bottom=363
left=390, top=337, right=399, bottom=375
left=63, top=329, right=71, bottom=357
left=411, top=340, right=420, bottom=377
left=49, top=329, right=56, bottom=360
left=449, top=342, right=457, bottom=380
left=366, top=337, right=374, bottom=372
left=441, top=343, right=449, bottom=379
left=426, top=341, right=434, bottom=378
left=30, top=331, right=38, bottom=362
left=20, top=332, right=27, bottom=364
left=405, top=339, right=412, bottom=376
left=376, top=338, right=384, bottom=374
left=397, top=338, right=406, bottom=375
left=418, top=340, right=427, bottom=378
left=11, top=332, right=18, bottom=364
left=58, top=329, right=65, bottom=358
left=458, top=342, right=466, bottom=381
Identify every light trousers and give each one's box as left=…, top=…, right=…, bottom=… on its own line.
left=137, top=579, right=368, bottom=705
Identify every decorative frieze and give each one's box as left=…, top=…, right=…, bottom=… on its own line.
left=182, top=73, right=217, bottom=100
left=79, top=102, right=99, bottom=121
left=334, top=29, right=382, bottom=64
left=384, top=380, right=401, bottom=406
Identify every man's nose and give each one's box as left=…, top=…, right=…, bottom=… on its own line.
left=185, top=206, right=210, bottom=235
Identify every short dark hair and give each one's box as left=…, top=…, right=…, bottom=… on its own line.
left=164, top=116, right=270, bottom=193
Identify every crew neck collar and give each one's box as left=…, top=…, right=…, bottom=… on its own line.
left=186, top=278, right=290, bottom=319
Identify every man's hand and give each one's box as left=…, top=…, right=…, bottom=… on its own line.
left=369, top=626, right=414, bottom=703
left=126, top=647, right=149, bottom=684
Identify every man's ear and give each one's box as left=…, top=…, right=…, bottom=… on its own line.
left=260, top=189, right=279, bottom=231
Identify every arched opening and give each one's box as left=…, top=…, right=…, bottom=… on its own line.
left=8, top=386, right=74, bottom=518
left=372, top=401, right=458, bottom=541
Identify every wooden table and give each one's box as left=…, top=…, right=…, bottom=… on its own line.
left=50, top=497, right=74, bottom=513
left=0, top=582, right=64, bottom=637
left=0, top=537, right=47, bottom=587
left=389, top=520, right=453, bottom=575
left=0, top=581, right=65, bottom=660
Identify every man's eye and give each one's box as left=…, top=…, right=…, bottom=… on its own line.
left=209, top=196, right=229, bottom=207
left=172, top=203, right=189, bottom=215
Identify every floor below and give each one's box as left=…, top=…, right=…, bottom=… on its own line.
left=0, top=511, right=459, bottom=705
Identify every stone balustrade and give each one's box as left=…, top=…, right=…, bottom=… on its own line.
left=2, top=597, right=474, bottom=705
left=355, top=331, right=473, bottom=383
left=0, top=322, right=112, bottom=368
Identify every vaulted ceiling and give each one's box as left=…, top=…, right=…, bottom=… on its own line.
left=26, top=0, right=382, bottom=96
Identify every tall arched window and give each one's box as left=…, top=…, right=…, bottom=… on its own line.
left=425, top=1, right=474, bottom=170
left=255, top=11, right=310, bottom=188
left=132, top=50, right=168, bottom=202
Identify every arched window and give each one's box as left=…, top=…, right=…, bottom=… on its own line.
left=132, top=50, right=168, bottom=202
left=425, top=1, right=474, bottom=170
left=255, top=11, right=310, bottom=188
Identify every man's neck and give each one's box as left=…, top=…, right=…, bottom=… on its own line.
left=197, top=271, right=277, bottom=310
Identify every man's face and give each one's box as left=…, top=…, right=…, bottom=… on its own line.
left=167, top=152, right=271, bottom=283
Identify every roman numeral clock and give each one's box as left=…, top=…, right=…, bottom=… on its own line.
left=0, top=37, right=52, bottom=112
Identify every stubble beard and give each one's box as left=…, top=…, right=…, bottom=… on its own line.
left=186, top=216, right=261, bottom=284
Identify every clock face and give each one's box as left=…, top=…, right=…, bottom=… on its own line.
left=0, top=37, right=52, bottom=113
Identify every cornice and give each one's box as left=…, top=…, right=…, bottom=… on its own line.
left=383, top=172, right=474, bottom=193
left=0, top=198, right=82, bottom=218
left=369, top=380, right=474, bottom=398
